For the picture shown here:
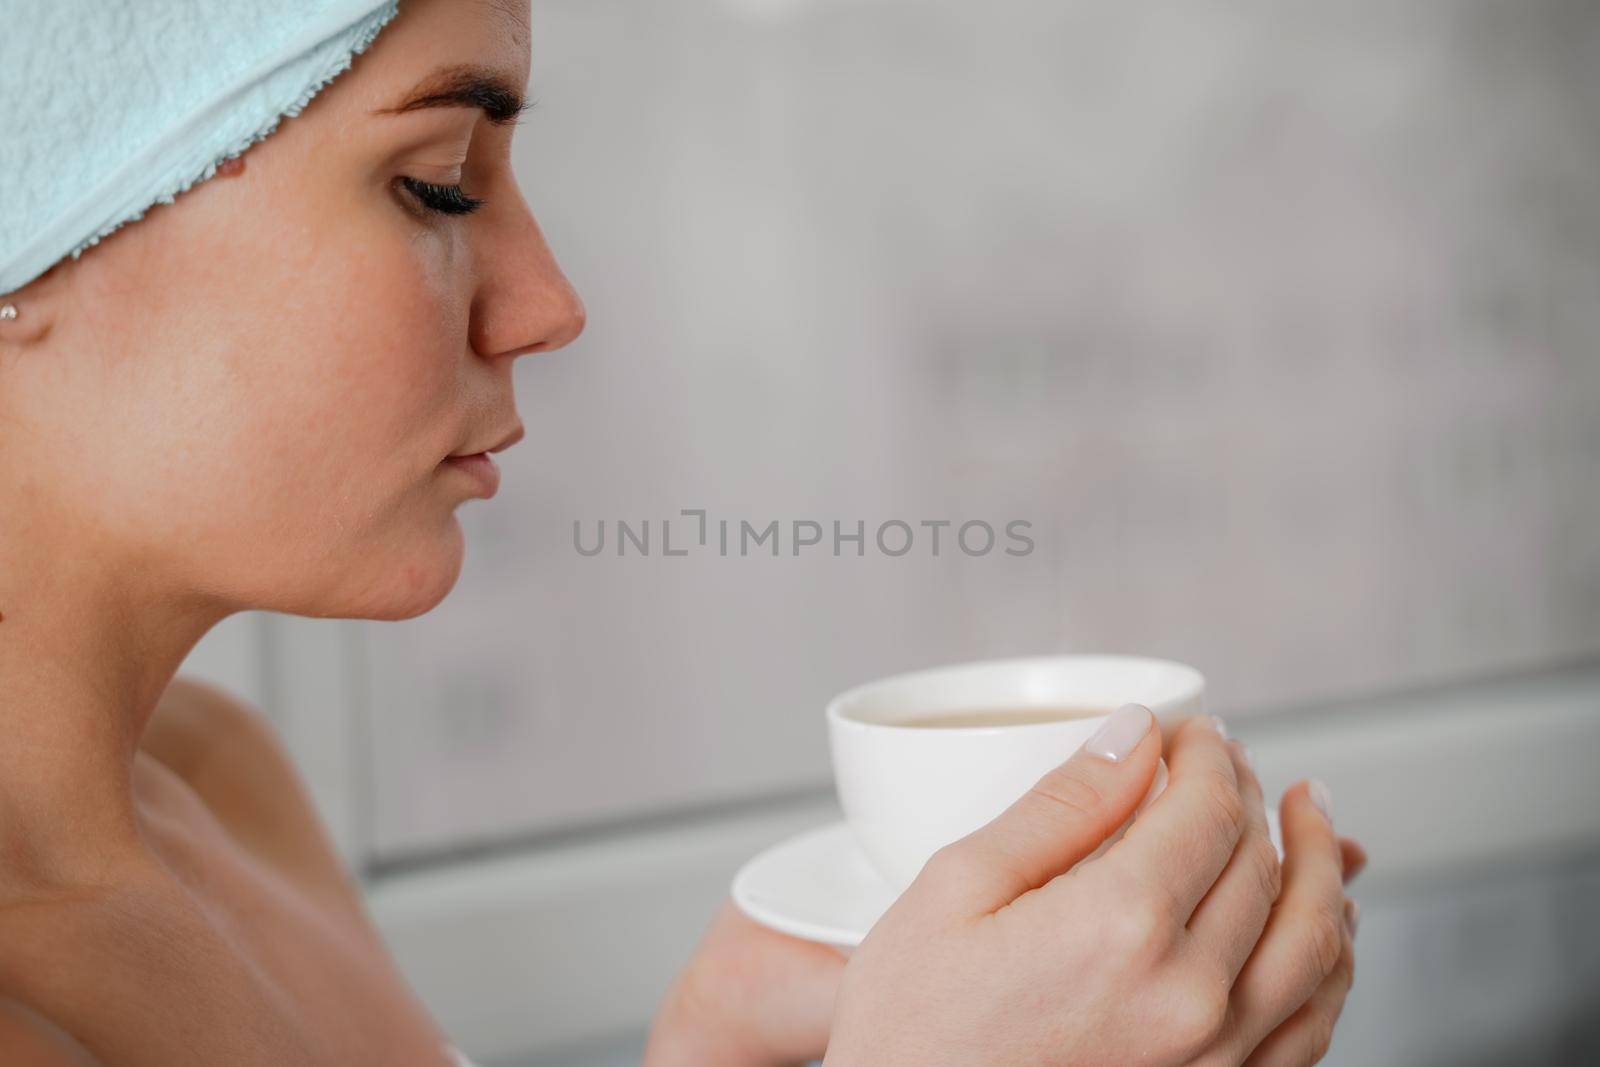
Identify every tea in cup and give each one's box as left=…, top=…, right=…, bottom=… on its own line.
left=827, top=654, right=1205, bottom=892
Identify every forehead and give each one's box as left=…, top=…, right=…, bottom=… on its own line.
left=365, top=0, right=532, bottom=100
left=477, top=0, right=531, bottom=49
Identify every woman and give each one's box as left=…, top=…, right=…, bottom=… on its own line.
left=0, top=0, right=1365, bottom=1063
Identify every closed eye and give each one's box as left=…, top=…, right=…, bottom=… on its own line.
left=400, top=176, right=486, bottom=217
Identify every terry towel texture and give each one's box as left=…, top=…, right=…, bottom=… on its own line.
left=0, top=0, right=403, bottom=295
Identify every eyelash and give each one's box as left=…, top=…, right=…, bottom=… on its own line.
left=399, top=176, right=486, bottom=217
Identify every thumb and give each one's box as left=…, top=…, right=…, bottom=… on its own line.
left=916, top=702, right=1161, bottom=914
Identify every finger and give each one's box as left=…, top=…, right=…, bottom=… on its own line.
left=1241, top=904, right=1356, bottom=1066
left=1100, top=714, right=1244, bottom=921
left=1226, top=781, right=1346, bottom=1051
left=925, top=702, right=1161, bottom=914
left=1339, top=837, right=1367, bottom=884
left=716, top=902, right=847, bottom=1060
left=1185, top=739, right=1280, bottom=983
left=656, top=900, right=847, bottom=1066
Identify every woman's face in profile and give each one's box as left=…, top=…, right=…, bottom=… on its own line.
left=1, top=0, right=583, bottom=621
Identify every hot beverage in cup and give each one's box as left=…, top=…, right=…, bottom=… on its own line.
left=895, top=706, right=1107, bottom=729
left=827, top=655, right=1206, bottom=892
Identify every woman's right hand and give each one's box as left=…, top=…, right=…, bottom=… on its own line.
left=823, top=705, right=1360, bottom=1066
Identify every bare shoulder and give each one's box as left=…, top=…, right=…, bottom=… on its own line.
left=140, top=676, right=374, bottom=936
left=0, top=997, right=104, bottom=1066
left=140, top=676, right=283, bottom=778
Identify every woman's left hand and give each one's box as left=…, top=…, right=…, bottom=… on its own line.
left=644, top=898, right=846, bottom=1067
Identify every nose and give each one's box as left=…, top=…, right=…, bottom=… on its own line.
left=468, top=189, right=587, bottom=362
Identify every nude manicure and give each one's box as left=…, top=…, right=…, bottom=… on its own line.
left=1308, top=779, right=1334, bottom=824
left=1084, top=703, right=1154, bottom=762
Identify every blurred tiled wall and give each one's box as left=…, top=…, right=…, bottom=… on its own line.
left=358, top=0, right=1600, bottom=858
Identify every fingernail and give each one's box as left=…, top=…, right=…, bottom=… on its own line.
left=1207, top=714, right=1228, bottom=739
left=1085, top=703, right=1154, bottom=762
left=1237, top=741, right=1257, bottom=773
left=1308, top=779, right=1334, bottom=825
left=1344, top=898, right=1360, bottom=938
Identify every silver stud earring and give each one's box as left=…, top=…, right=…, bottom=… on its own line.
left=0, top=304, right=18, bottom=320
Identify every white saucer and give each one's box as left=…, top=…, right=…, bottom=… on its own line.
left=732, top=822, right=894, bottom=948
left=732, top=812, right=1284, bottom=949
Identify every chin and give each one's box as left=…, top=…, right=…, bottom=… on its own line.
left=275, top=518, right=468, bottom=621
left=371, top=521, right=468, bottom=620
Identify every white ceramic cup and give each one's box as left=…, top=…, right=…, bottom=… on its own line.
left=827, top=654, right=1206, bottom=893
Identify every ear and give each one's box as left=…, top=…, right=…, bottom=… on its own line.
left=0, top=265, right=63, bottom=350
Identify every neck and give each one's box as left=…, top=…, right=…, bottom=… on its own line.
left=0, top=526, right=229, bottom=887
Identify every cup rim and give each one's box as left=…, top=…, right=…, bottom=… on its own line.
left=825, top=653, right=1205, bottom=733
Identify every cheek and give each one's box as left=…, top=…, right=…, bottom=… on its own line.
left=247, top=248, right=463, bottom=477
left=73, top=183, right=470, bottom=596
left=226, top=263, right=465, bottom=549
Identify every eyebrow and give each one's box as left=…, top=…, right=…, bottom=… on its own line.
left=373, top=64, right=534, bottom=126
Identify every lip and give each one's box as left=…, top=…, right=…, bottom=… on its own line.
left=450, top=422, right=525, bottom=459
left=441, top=452, right=500, bottom=498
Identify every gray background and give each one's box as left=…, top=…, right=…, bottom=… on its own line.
left=367, top=0, right=1599, bottom=857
